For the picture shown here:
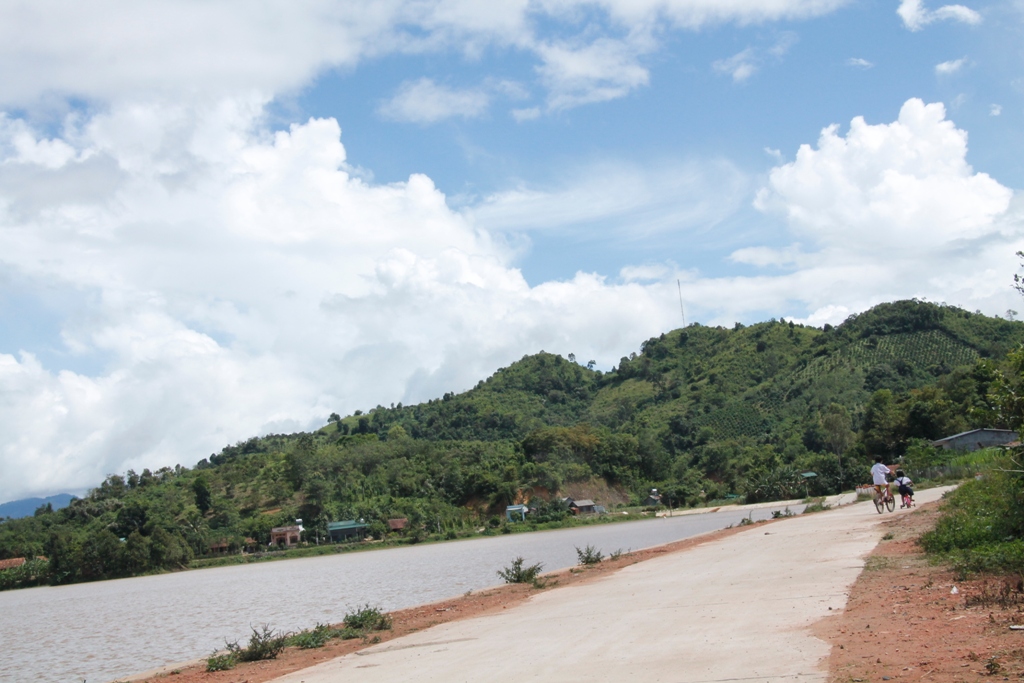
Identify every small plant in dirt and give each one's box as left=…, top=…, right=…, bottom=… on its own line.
left=344, top=605, right=392, bottom=631
left=497, top=556, right=545, bottom=585
left=608, top=548, right=627, bottom=561
left=205, top=652, right=237, bottom=672
left=803, top=499, right=831, bottom=514
left=288, top=622, right=333, bottom=649
left=237, top=624, right=288, bottom=661
left=576, top=544, right=604, bottom=565
left=771, top=508, right=793, bottom=519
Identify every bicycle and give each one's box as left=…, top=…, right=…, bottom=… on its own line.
left=873, top=485, right=895, bottom=514
left=899, top=490, right=914, bottom=509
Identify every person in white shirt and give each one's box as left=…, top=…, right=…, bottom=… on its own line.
left=870, top=455, right=891, bottom=500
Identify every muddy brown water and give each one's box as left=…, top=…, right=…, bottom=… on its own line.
left=0, top=504, right=801, bottom=683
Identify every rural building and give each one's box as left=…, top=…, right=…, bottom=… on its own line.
left=328, top=520, right=369, bottom=542
left=387, top=518, right=409, bottom=532
left=930, top=428, right=1017, bottom=451
left=208, top=540, right=230, bottom=554
left=571, top=499, right=597, bottom=515
left=270, top=525, right=302, bottom=547
left=505, top=504, right=528, bottom=522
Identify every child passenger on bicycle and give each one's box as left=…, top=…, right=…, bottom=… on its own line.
left=894, top=470, right=914, bottom=508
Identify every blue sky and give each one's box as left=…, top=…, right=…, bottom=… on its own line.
left=0, top=0, right=1022, bottom=502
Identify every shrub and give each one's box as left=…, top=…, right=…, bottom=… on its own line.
left=288, top=623, right=333, bottom=649
left=575, top=545, right=604, bottom=565
left=344, top=605, right=392, bottom=631
left=205, top=652, right=237, bottom=672
left=497, top=556, right=544, bottom=585
left=237, top=624, right=287, bottom=661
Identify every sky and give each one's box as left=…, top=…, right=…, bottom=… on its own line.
left=1, top=0, right=1023, bottom=503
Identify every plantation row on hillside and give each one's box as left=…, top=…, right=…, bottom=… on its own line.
left=3, top=300, right=1024, bottom=588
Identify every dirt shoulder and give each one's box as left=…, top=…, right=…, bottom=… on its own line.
left=124, top=521, right=765, bottom=683
left=819, top=502, right=1024, bottom=682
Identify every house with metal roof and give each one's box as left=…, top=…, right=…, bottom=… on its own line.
left=930, top=428, right=1017, bottom=452
left=328, top=520, right=368, bottom=542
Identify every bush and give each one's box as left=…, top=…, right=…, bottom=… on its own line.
left=206, top=652, right=237, bottom=671
left=497, top=556, right=544, bottom=585
left=344, top=605, right=392, bottom=631
left=575, top=544, right=604, bottom=565
left=288, top=623, right=333, bottom=649
left=236, top=624, right=287, bottom=661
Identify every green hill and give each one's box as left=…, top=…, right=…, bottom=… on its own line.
left=3, top=300, right=1023, bottom=588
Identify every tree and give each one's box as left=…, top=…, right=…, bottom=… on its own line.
left=192, top=476, right=212, bottom=514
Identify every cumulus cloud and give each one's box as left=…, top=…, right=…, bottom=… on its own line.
left=936, top=57, right=967, bottom=75
left=535, top=37, right=652, bottom=110
left=897, top=0, right=982, bottom=31
left=379, top=78, right=490, bottom=123
left=991, top=104, right=1002, bottom=116
left=755, top=99, right=1012, bottom=251
left=0, top=102, right=685, bottom=501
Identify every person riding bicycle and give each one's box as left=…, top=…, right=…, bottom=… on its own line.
left=870, top=455, right=891, bottom=499
left=894, top=469, right=914, bottom=507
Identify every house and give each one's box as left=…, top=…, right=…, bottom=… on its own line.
left=0, top=557, right=26, bottom=571
left=270, top=525, right=302, bottom=547
left=505, top=504, right=528, bottom=522
left=328, top=520, right=369, bottom=542
left=208, top=540, right=230, bottom=554
left=572, top=499, right=597, bottom=515
left=931, top=428, right=1018, bottom=452
left=387, top=518, right=409, bottom=532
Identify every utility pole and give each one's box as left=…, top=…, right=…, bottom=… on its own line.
left=677, top=279, right=686, bottom=327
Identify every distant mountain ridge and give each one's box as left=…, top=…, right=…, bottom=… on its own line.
left=0, top=494, right=75, bottom=520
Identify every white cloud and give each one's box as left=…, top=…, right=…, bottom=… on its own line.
left=897, top=0, right=982, bottom=30
left=846, top=57, right=874, bottom=69
left=0, top=102, right=687, bottom=501
left=713, top=49, right=759, bottom=82
left=991, top=104, right=1002, bottom=116
left=712, top=34, right=796, bottom=83
left=379, top=78, right=490, bottom=123
left=464, top=159, right=749, bottom=238
left=0, top=1, right=853, bottom=115
left=935, top=57, right=967, bottom=75
left=535, top=37, right=652, bottom=110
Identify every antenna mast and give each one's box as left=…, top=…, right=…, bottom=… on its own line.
left=676, top=279, right=685, bottom=328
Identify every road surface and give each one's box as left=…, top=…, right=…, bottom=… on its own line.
left=271, top=487, right=949, bottom=683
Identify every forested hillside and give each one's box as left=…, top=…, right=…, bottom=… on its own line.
left=4, top=300, right=1024, bottom=588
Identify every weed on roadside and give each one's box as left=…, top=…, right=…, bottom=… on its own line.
left=344, top=605, right=392, bottom=631
left=576, top=544, right=604, bottom=565
left=497, top=556, right=545, bottom=586
left=237, top=624, right=287, bottom=661
left=205, top=651, right=237, bottom=672
left=287, top=623, right=333, bottom=649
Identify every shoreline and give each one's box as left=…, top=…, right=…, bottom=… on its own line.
left=119, top=519, right=779, bottom=683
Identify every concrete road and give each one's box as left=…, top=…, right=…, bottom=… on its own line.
left=272, top=488, right=950, bottom=683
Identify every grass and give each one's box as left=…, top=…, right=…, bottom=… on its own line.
left=205, top=609, right=393, bottom=672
